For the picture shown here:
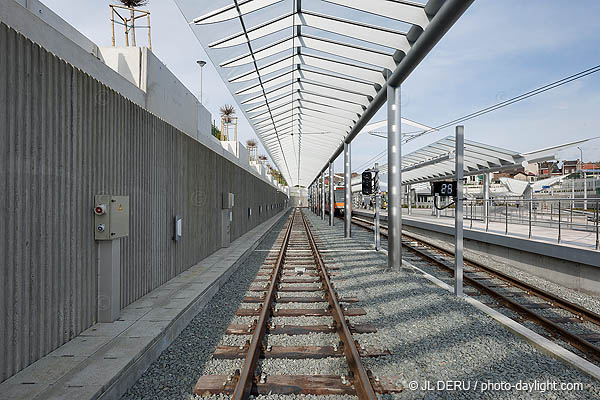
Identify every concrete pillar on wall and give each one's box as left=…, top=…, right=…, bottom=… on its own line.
left=98, top=239, right=120, bottom=322
left=387, top=80, right=402, bottom=271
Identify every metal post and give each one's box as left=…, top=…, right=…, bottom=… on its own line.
left=470, top=200, right=473, bottom=229
left=528, top=186, right=533, bottom=239
left=558, top=200, right=561, bottom=244
left=571, top=178, right=575, bottom=223
left=344, top=142, right=352, bottom=238
left=374, top=164, right=381, bottom=251
left=321, top=171, right=325, bottom=220
left=584, top=172, right=588, bottom=211
left=407, top=184, right=412, bottom=215
left=483, top=172, right=489, bottom=230
left=486, top=199, right=489, bottom=232
left=387, top=80, right=402, bottom=271
left=435, top=194, right=440, bottom=218
left=329, top=161, right=334, bottom=226
left=200, top=62, right=204, bottom=104
left=596, top=200, right=600, bottom=250
left=454, top=126, right=464, bottom=297
left=505, top=201, right=508, bottom=235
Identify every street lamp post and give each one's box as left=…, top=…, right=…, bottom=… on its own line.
left=197, top=60, right=206, bottom=104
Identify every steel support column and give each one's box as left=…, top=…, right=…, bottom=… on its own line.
left=321, top=171, right=325, bottom=220
left=344, top=142, right=352, bottom=237
left=387, top=81, right=402, bottom=271
left=329, top=161, right=335, bottom=226
left=454, top=126, right=464, bottom=297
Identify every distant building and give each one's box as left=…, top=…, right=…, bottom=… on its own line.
left=538, top=160, right=579, bottom=177
left=493, top=167, right=535, bottom=182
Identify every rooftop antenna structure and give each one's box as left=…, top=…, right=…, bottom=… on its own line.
left=110, top=0, right=152, bottom=50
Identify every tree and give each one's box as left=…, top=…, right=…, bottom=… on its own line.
left=246, top=139, right=258, bottom=162
left=219, top=104, right=236, bottom=141
left=211, top=122, right=221, bottom=140
left=118, top=0, right=148, bottom=47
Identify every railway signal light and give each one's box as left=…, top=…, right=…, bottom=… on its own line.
left=361, top=171, right=373, bottom=195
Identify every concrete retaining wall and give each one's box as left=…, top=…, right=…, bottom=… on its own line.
left=0, top=21, right=287, bottom=383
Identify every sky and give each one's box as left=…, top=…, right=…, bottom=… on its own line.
left=42, top=0, right=600, bottom=186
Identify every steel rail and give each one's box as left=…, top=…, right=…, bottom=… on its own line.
left=350, top=212, right=600, bottom=327
left=401, top=240, right=600, bottom=363
left=232, top=209, right=296, bottom=399
left=400, top=230, right=600, bottom=327
left=345, top=213, right=600, bottom=363
left=300, top=210, right=378, bottom=399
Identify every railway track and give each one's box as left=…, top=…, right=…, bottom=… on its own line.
left=194, top=208, right=402, bottom=398
left=347, top=212, right=600, bottom=365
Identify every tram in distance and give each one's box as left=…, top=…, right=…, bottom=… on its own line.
left=324, top=186, right=346, bottom=216
left=321, top=186, right=389, bottom=216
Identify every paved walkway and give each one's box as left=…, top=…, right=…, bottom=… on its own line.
left=0, top=210, right=289, bottom=400
left=355, top=208, right=599, bottom=252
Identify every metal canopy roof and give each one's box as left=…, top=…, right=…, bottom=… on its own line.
left=174, top=0, right=473, bottom=187
left=378, top=136, right=593, bottom=184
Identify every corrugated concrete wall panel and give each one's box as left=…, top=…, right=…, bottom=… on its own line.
left=0, top=22, right=288, bottom=382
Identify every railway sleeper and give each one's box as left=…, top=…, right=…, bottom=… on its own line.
left=194, top=374, right=404, bottom=396
left=236, top=307, right=367, bottom=317
left=226, top=323, right=377, bottom=335
left=242, top=295, right=358, bottom=303
left=213, top=345, right=390, bottom=359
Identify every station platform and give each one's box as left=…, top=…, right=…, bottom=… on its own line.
left=0, top=210, right=289, bottom=400
left=356, top=208, right=598, bottom=252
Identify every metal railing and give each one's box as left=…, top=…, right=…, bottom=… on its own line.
left=432, top=197, right=599, bottom=250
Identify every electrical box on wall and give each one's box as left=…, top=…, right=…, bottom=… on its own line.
left=94, top=195, right=129, bottom=240
left=174, top=216, right=182, bottom=242
left=222, top=192, right=235, bottom=209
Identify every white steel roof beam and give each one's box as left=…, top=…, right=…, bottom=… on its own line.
left=249, top=98, right=360, bottom=121
left=193, top=0, right=283, bottom=24
left=230, top=52, right=385, bottom=85
left=243, top=81, right=369, bottom=111
left=323, top=0, right=430, bottom=29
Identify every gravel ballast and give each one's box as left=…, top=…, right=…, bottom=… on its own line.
left=305, top=212, right=600, bottom=399
left=120, top=212, right=291, bottom=400
left=122, top=209, right=600, bottom=399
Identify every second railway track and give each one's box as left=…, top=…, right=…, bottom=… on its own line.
left=194, top=208, right=402, bottom=399
left=347, top=212, right=600, bottom=366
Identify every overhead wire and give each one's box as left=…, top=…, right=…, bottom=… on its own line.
left=356, top=63, right=600, bottom=171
